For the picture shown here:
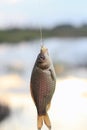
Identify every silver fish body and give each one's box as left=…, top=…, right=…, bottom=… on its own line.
left=30, top=46, right=56, bottom=130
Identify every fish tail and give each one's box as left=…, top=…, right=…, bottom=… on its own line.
left=37, top=115, right=43, bottom=130
left=44, top=113, right=51, bottom=130
left=37, top=113, right=51, bottom=130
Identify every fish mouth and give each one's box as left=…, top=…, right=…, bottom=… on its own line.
left=38, top=54, right=45, bottom=63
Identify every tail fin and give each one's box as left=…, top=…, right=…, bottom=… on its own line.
left=44, top=113, right=51, bottom=130
left=37, top=113, right=51, bottom=130
left=37, top=115, right=43, bottom=130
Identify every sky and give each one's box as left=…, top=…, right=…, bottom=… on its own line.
left=0, top=0, right=87, bottom=28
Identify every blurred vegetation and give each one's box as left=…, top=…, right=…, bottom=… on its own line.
left=0, top=24, right=87, bottom=43
left=0, top=104, right=10, bottom=122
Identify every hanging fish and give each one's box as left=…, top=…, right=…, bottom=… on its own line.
left=30, top=46, right=56, bottom=130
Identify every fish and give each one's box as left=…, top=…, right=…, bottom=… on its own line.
left=30, top=46, right=56, bottom=130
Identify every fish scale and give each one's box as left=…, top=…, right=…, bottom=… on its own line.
left=31, top=68, right=54, bottom=115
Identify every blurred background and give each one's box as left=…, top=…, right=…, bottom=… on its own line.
left=0, top=0, right=87, bottom=130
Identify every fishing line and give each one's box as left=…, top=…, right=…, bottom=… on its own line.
left=38, top=0, right=44, bottom=48
left=40, top=25, right=43, bottom=47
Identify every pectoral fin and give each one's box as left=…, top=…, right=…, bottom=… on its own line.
left=49, top=69, right=55, bottom=81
